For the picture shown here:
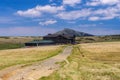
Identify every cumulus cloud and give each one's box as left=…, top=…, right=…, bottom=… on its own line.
left=89, top=16, right=100, bottom=21
left=39, top=20, right=57, bottom=25
left=17, top=10, right=41, bottom=17
left=56, top=9, right=91, bottom=20
left=17, top=5, right=64, bottom=17
left=87, top=0, right=120, bottom=6
left=101, top=0, right=119, bottom=5
left=89, top=4, right=120, bottom=21
left=86, top=1, right=100, bottom=6
left=57, top=2, right=120, bottom=21
left=16, top=0, right=120, bottom=21
left=63, top=0, right=81, bottom=6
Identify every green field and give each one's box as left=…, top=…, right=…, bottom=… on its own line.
left=0, top=36, right=41, bottom=50
left=0, top=43, right=24, bottom=50
left=40, top=42, right=120, bottom=80
left=0, top=45, right=64, bottom=70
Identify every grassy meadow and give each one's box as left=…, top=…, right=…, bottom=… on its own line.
left=40, top=42, right=120, bottom=80
left=0, top=45, right=64, bottom=70
left=0, top=36, right=42, bottom=50
left=0, top=35, right=119, bottom=50
left=76, top=35, right=120, bottom=43
left=0, top=43, right=24, bottom=50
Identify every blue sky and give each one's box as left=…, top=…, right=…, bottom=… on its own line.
left=0, top=0, right=120, bottom=36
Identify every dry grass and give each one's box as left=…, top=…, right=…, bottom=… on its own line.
left=0, top=37, right=40, bottom=44
left=81, top=42, right=120, bottom=63
left=0, top=37, right=42, bottom=50
left=40, top=42, right=120, bottom=80
left=0, top=45, right=64, bottom=70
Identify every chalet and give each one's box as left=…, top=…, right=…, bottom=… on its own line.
left=25, top=34, right=76, bottom=46
left=43, top=34, right=76, bottom=44
left=25, top=40, right=55, bottom=46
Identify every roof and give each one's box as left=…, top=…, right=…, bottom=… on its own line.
left=25, top=40, right=54, bottom=44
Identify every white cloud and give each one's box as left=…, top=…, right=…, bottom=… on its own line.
left=16, top=0, right=120, bottom=21
left=56, top=2, right=120, bottom=21
left=89, top=16, right=116, bottom=21
left=57, top=9, right=91, bottom=20
left=17, top=5, right=64, bottom=17
left=100, top=0, right=119, bottom=5
left=87, top=0, right=120, bottom=6
left=63, top=0, right=81, bottom=6
left=86, top=1, right=100, bottom=6
left=89, top=16, right=100, bottom=21
left=17, top=9, right=41, bottom=17
left=39, top=20, right=57, bottom=25
left=35, top=5, right=64, bottom=13
left=89, top=4, right=120, bottom=21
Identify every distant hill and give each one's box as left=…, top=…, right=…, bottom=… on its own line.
left=54, top=28, right=94, bottom=37
left=76, top=34, right=120, bottom=43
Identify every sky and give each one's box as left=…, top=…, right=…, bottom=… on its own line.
left=0, top=0, right=120, bottom=36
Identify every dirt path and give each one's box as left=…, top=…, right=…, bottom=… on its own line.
left=0, top=46, right=73, bottom=80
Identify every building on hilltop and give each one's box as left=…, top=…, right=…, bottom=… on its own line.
left=43, top=33, right=76, bottom=44
left=25, top=34, right=76, bottom=46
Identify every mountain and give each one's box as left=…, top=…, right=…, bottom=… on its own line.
left=53, top=28, right=94, bottom=37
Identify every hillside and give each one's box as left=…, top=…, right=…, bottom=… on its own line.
left=54, top=28, right=94, bottom=37
left=76, top=34, right=120, bottom=43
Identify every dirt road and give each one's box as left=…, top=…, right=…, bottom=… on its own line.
left=0, top=46, right=73, bottom=80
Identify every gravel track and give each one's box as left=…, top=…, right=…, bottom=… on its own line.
left=0, top=46, right=73, bottom=80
